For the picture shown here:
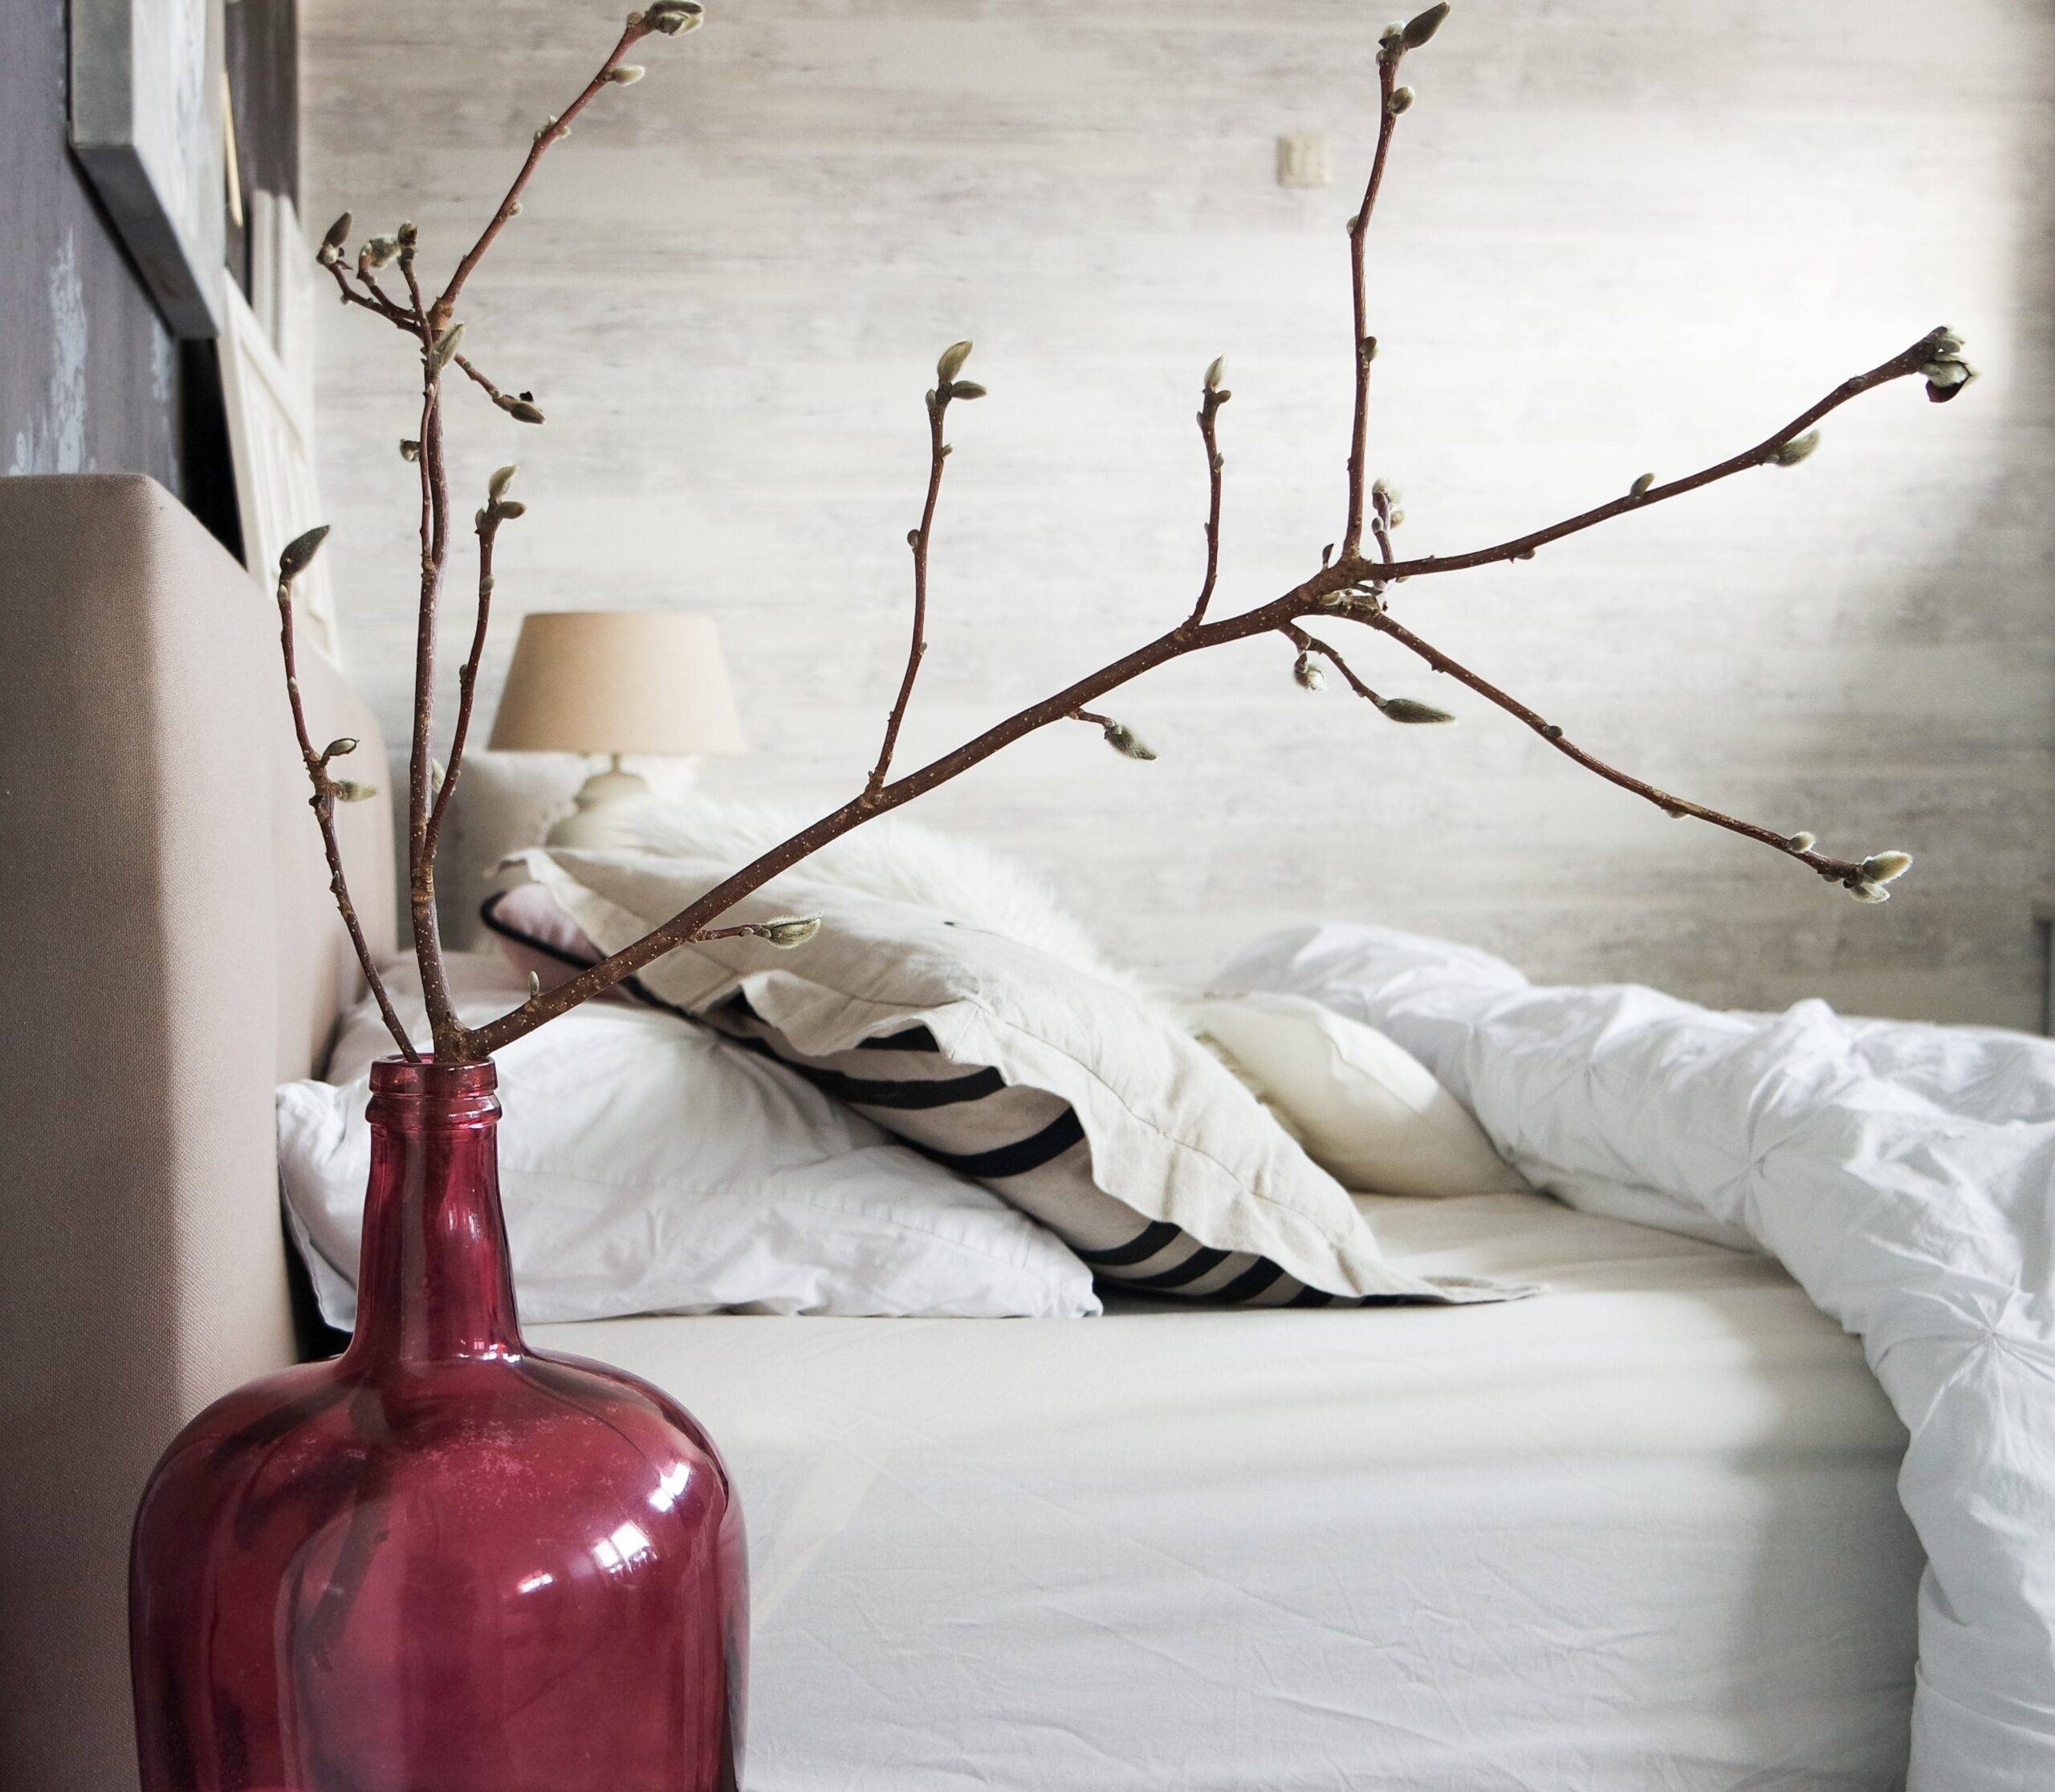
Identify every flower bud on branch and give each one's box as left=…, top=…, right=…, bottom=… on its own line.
left=318, top=210, right=352, bottom=267
left=1403, top=3, right=1452, bottom=47
left=1772, top=430, right=1820, bottom=467
left=279, top=525, right=331, bottom=581
left=644, top=0, right=704, bottom=35
left=425, top=323, right=466, bottom=379
left=1376, top=695, right=1457, bottom=725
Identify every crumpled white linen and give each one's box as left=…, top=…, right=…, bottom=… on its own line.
left=1218, top=922, right=2055, bottom=1792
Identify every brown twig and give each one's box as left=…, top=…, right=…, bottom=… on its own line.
left=1341, top=46, right=1404, bottom=556
left=1280, top=622, right=1390, bottom=707
left=425, top=483, right=515, bottom=856
left=405, top=363, right=462, bottom=1049
left=433, top=17, right=650, bottom=328
left=321, top=256, right=413, bottom=329
left=865, top=347, right=978, bottom=801
left=465, top=324, right=1942, bottom=1061
left=1183, top=362, right=1231, bottom=628
left=450, top=352, right=544, bottom=424
left=1375, top=338, right=1939, bottom=585
left=271, top=536, right=419, bottom=1060
left=1360, top=608, right=1865, bottom=882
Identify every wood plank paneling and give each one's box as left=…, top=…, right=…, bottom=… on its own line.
left=304, top=0, right=2055, bottom=1026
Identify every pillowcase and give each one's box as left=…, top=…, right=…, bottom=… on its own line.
left=1182, top=992, right=1529, bottom=1198
left=500, top=848, right=1516, bottom=1308
left=284, top=956, right=1101, bottom=1323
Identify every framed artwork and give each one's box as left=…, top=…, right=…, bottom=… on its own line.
left=219, top=276, right=340, bottom=661
left=68, top=0, right=227, bottom=338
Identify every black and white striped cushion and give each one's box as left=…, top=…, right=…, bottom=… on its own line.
left=482, top=894, right=1391, bottom=1304
left=705, top=992, right=1405, bottom=1307
left=482, top=878, right=1510, bottom=1310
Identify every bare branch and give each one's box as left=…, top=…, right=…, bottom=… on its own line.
left=405, top=363, right=462, bottom=1049
left=320, top=255, right=414, bottom=330
left=433, top=17, right=654, bottom=326
left=1280, top=623, right=1389, bottom=707
left=425, top=471, right=522, bottom=856
left=1183, top=360, right=1231, bottom=628
left=1360, top=607, right=1869, bottom=882
left=453, top=352, right=546, bottom=425
left=865, top=344, right=978, bottom=802
left=270, top=531, right=419, bottom=1061
left=1377, top=334, right=1946, bottom=584
left=1341, top=42, right=1404, bottom=556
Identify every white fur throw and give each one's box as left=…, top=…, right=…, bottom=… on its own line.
left=621, top=796, right=1147, bottom=996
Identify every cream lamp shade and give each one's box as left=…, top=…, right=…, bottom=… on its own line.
left=488, top=610, right=745, bottom=759
left=488, top=611, right=744, bottom=848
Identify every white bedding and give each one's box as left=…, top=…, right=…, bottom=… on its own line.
left=536, top=1191, right=1919, bottom=1790
left=1223, top=923, right=2055, bottom=1792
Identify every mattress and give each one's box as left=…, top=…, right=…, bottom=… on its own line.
left=533, top=1191, right=1922, bottom=1790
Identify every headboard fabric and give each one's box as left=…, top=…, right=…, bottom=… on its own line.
left=0, top=474, right=394, bottom=1792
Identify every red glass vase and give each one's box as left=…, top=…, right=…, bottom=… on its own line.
left=129, top=1058, right=747, bottom=1791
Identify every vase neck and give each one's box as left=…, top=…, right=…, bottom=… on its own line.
left=345, top=1058, right=523, bottom=1366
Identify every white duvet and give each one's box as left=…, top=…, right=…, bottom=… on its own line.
left=1221, top=923, right=2055, bottom=1792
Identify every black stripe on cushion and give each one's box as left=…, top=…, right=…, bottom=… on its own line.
left=1121, top=1245, right=1231, bottom=1291
left=1074, top=1218, right=1184, bottom=1269
left=478, top=894, right=682, bottom=1017
left=1204, top=1257, right=1288, bottom=1305
left=913, top=1107, right=1086, bottom=1179
left=763, top=1055, right=1007, bottom=1112
left=1287, top=1284, right=1337, bottom=1308
left=855, top=1024, right=942, bottom=1054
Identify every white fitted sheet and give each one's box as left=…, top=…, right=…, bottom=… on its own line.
left=534, top=1192, right=1921, bottom=1790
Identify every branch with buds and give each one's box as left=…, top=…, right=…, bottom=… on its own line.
left=290, top=2, right=1957, bottom=1063
left=271, top=526, right=417, bottom=1059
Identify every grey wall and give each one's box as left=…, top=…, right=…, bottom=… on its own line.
left=2, top=0, right=300, bottom=543
left=3, top=0, right=187, bottom=492
left=305, top=0, right=2055, bottom=1026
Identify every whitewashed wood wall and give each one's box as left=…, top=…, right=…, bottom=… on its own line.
left=305, top=0, right=2055, bottom=1026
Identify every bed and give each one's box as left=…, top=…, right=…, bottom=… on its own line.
left=546, top=1191, right=1918, bottom=1789
left=0, top=476, right=1928, bottom=1790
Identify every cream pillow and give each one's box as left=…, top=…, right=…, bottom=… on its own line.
left=1183, top=991, right=1529, bottom=1198
left=510, top=848, right=1516, bottom=1307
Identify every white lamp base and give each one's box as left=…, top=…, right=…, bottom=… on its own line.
left=544, top=755, right=692, bottom=849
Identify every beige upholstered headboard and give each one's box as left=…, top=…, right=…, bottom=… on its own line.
left=0, top=474, right=395, bottom=1792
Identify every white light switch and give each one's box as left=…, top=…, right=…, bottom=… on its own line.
left=1276, top=133, right=1331, bottom=188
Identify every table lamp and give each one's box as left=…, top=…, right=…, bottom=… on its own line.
left=487, top=610, right=745, bottom=848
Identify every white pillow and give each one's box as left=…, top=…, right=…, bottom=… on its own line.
left=511, top=849, right=1518, bottom=1307
left=1182, top=991, right=1529, bottom=1198
left=282, top=957, right=1101, bottom=1323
